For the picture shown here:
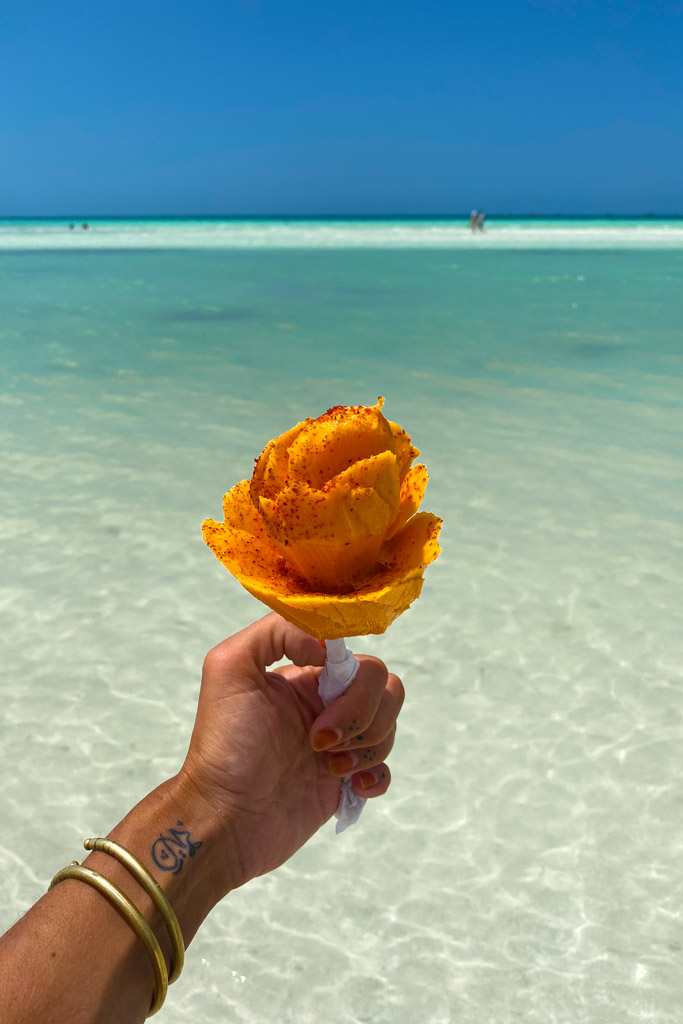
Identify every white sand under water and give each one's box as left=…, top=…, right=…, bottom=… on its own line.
left=1, top=241, right=681, bottom=1022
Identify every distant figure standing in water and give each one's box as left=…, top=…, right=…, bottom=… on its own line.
left=470, top=209, right=478, bottom=232
left=476, top=210, right=486, bottom=232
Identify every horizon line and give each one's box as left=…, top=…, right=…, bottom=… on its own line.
left=2, top=211, right=682, bottom=221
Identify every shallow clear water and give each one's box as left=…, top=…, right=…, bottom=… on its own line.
left=1, top=231, right=682, bottom=1022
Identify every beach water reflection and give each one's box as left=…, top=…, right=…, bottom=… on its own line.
left=1, top=242, right=681, bottom=1023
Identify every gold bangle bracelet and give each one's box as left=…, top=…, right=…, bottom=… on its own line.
left=50, top=862, right=168, bottom=1017
left=84, top=838, right=185, bottom=983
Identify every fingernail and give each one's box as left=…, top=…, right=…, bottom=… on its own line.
left=312, top=727, right=343, bottom=751
left=329, top=752, right=359, bottom=775
left=358, top=771, right=377, bottom=790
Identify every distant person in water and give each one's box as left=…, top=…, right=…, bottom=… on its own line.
left=82, top=223, right=89, bottom=230
left=68, top=223, right=75, bottom=230
left=477, top=211, right=486, bottom=232
left=470, top=209, right=478, bottom=232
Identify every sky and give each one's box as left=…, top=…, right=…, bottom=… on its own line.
left=1, top=0, right=682, bottom=215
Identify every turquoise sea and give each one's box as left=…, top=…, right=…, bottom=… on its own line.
left=1, top=218, right=682, bottom=1023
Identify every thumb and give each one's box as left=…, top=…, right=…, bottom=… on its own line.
left=207, top=613, right=327, bottom=678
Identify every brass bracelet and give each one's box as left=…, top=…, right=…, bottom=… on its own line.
left=84, top=838, right=185, bottom=983
left=49, top=862, right=168, bottom=1017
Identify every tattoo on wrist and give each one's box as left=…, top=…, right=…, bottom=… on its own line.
left=151, top=821, right=203, bottom=875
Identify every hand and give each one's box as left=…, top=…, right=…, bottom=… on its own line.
left=180, top=613, right=404, bottom=891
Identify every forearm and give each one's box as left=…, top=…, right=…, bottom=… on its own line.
left=0, top=772, right=239, bottom=1024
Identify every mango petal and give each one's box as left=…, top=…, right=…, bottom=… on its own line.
left=202, top=519, right=300, bottom=596
left=388, top=420, right=420, bottom=483
left=221, top=480, right=264, bottom=533
left=203, top=481, right=301, bottom=594
left=380, top=512, right=442, bottom=572
left=251, top=421, right=306, bottom=501
left=234, top=567, right=428, bottom=640
left=331, top=449, right=400, bottom=509
left=286, top=398, right=396, bottom=487
left=385, top=463, right=429, bottom=541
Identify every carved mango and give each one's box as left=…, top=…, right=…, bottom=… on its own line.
left=202, top=398, right=441, bottom=639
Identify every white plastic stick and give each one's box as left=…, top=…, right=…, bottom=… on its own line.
left=318, top=638, right=366, bottom=833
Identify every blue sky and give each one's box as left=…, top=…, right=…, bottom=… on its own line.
left=1, top=0, right=682, bottom=215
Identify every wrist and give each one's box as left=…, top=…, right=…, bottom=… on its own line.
left=167, top=768, right=247, bottom=900
left=0, top=774, right=244, bottom=1024
left=83, top=771, right=242, bottom=959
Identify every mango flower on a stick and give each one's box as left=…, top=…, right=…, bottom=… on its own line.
left=202, top=398, right=442, bottom=641
left=203, top=398, right=441, bottom=832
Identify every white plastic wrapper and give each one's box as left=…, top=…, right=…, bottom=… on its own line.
left=317, top=638, right=365, bottom=833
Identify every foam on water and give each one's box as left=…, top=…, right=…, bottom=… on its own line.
left=1, top=245, right=682, bottom=1022
left=3, top=216, right=683, bottom=250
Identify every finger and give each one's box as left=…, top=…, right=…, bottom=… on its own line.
left=207, top=613, right=326, bottom=676
left=327, top=673, right=404, bottom=750
left=350, top=763, right=391, bottom=798
left=269, top=662, right=322, bottom=685
left=310, top=655, right=388, bottom=751
left=265, top=664, right=324, bottom=718
left=327, top=726, right=396, bottom=777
